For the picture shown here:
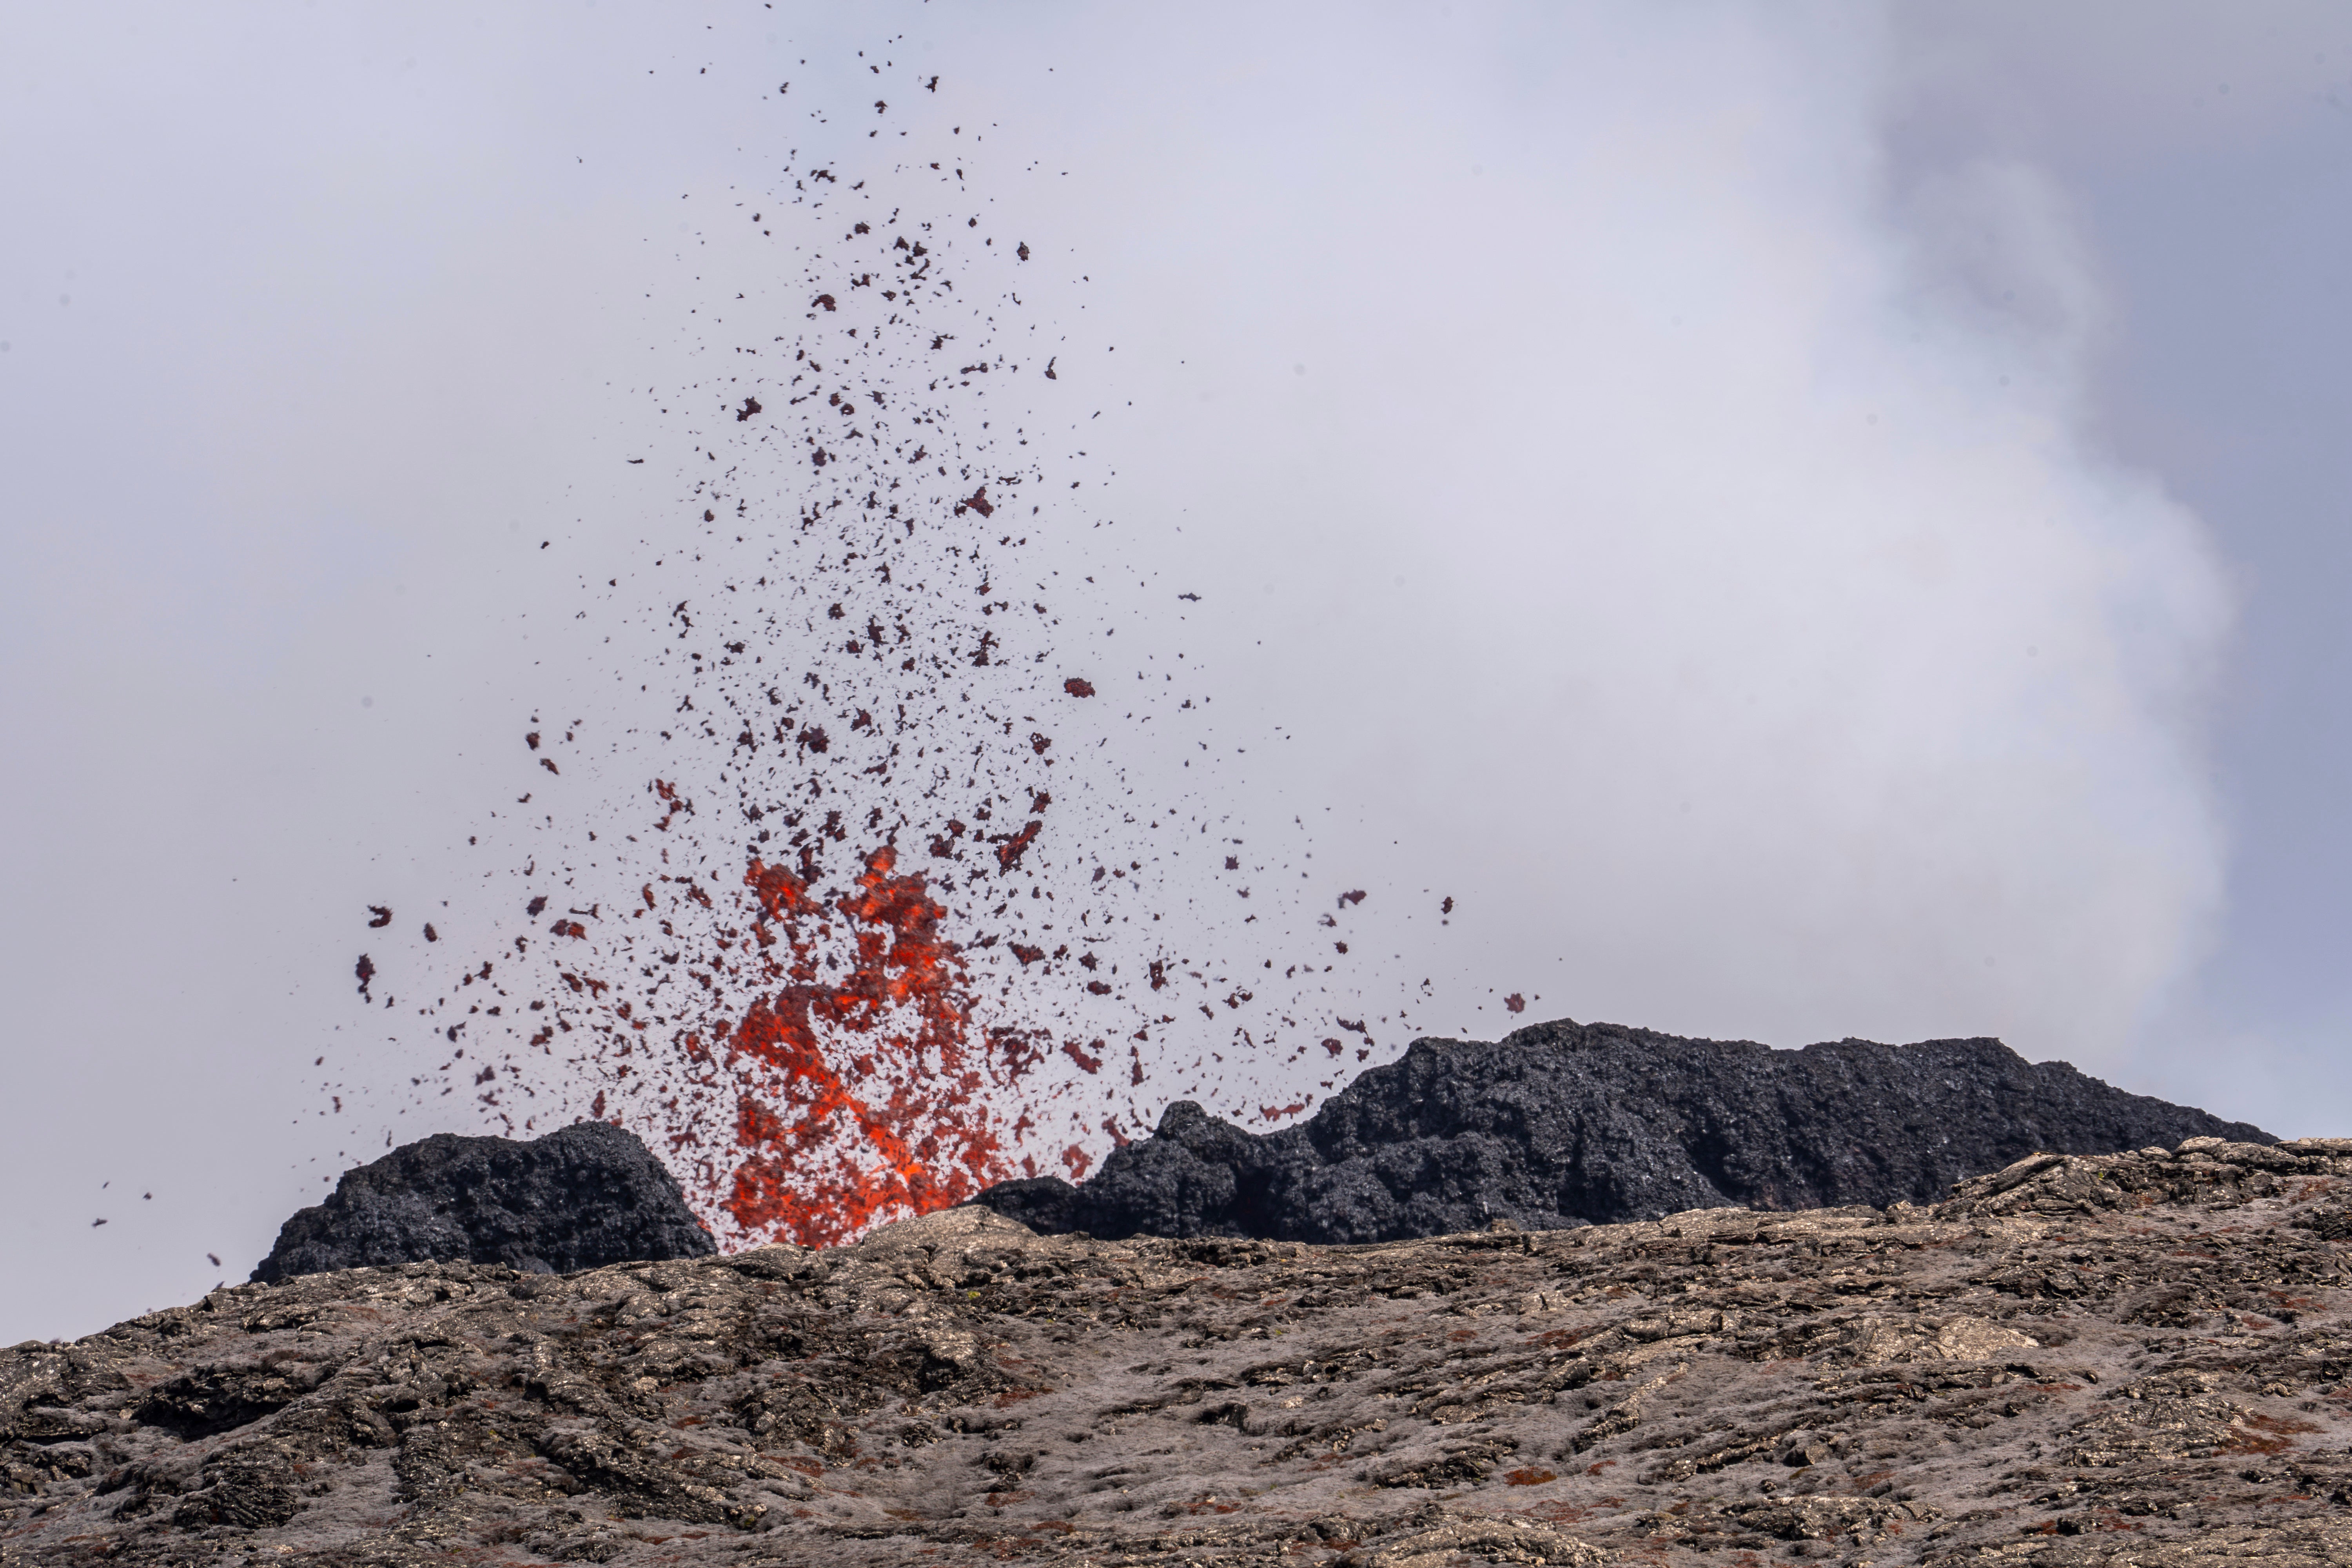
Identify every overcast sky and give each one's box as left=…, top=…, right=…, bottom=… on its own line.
left=4, top=1, right=2348, bottom=1343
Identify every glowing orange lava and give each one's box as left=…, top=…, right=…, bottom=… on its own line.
left=716, top=846, right=1024, bottom=1246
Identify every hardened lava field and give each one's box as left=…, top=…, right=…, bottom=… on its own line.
left=7, top=1138, right=2350, bottom=1565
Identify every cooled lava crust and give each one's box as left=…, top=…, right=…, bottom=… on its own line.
left=7, top=1137, right=2352, bottom=1565
left=974, top=1022, right=2276, bottom=1243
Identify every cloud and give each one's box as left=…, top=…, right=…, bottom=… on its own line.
left=916, top=4, right=2233, bottom=1083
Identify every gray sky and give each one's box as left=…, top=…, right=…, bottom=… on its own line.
left=4, top=1, right=2348, bottom=1343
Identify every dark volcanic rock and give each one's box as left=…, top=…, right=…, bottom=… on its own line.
left=974, top=1018, right=2273, bottom=1242
left=250, top=1120, right=715, bottom=1282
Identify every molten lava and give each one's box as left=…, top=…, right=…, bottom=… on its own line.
left=720, top=848, right=1016, bottom=1246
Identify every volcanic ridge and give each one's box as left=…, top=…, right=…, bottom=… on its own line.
left=972, top=1020, right=2272, bottom=1244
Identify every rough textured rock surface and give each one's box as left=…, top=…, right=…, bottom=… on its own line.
left=974, top=1022, right=2274, bottom=1243
left=250, top=1121, right=715, bottom=1284
left=8, top=1136, right=2352, bottom=1565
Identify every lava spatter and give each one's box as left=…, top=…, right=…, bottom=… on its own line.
left=344, top=28, right=1438, bottom=1250
left=720, top=847, right=1018, bottom=1247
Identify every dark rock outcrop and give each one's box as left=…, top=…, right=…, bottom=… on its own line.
left=250, top=1120, right=715, bottom=1282
left=974, top=1018, right=2272, bottom=1242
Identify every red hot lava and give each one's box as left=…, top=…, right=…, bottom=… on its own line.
left=720, top=847, right=1024, bottom=1247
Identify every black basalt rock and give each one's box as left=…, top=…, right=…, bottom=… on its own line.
left=971, top=1018, right=2273, bottom=1243
left=252, top=1120, right=716, bottom=1282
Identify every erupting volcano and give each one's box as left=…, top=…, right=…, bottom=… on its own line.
left=339, top=44, right=1441, bottom=1249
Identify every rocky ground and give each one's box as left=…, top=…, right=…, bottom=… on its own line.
left=6, top=1134, right=2350, bottom=1567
